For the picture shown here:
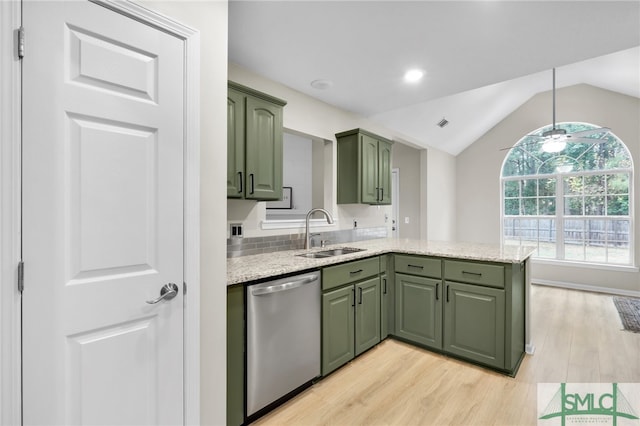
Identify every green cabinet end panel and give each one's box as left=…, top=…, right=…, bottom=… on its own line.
left=336, top=133, right=360, bottom=204
left=322, top=286, right=355, bottom=376
left=444, top=281, right=505, bottom=369
left=395, top=273, right=442, bottom=349
left=227, top=285, right=245, bottom=426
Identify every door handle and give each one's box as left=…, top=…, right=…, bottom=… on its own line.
left=146, top=283, right=179, bottom=304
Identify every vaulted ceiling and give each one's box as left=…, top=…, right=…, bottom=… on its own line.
left=229, top=1, right=640, bottom=155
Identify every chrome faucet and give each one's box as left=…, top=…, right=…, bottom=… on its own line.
left=305, top=208, right=334, bottom=249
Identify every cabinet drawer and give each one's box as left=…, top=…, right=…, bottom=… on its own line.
left=394, top=255, right=441, bottom=278
left=444, top=260, right=504, bottom=288
left=323, top=257, right=379, bottom=291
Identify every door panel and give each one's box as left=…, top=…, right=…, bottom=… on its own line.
left=444, top=281, right=505, bottom=369
left=322, top=286, right=354, bottom=375
left=395, top=273, right=442, bottom=348
left=22, top=2, right=185, bottom=424
left=355, top=277, right=381, bottom=356
left=361, top=134, right=379, bottom=204
left=245, top=96, right=283, bottom=200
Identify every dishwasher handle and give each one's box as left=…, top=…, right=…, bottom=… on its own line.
left=251, top=275, right=318, bottom=296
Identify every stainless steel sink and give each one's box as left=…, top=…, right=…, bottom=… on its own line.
left=297, top=247, right=366, bottom=259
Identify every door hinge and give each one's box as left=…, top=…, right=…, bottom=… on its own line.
left=183, top=281, right=187, bottom=295
left=17, top=261, right=24, bottom=293
left=17, top=26, right=24, bottom=59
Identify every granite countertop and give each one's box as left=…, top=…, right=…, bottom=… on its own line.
left=227, top=238, right=536, bottom=286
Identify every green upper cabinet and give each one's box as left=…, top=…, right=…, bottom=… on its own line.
left=227, top=82, right=286, bottom=200
left=336, top=129, right=393, bottom=205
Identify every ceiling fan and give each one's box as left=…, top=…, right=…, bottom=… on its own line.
left=501, top=68, right=611, bottom=152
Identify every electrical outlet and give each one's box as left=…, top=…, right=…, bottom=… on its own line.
left=353, top=220, right=358, bottom=228
left=230, top=223, right=243, bottom=238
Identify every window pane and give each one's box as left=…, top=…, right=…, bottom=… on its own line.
left=522, top=179, right=537, bottom=197
left=584, top=175, right=605, bottom=195
left=538, top=178, right=556, bottom=196
left=539, top=197, right=556, bottom=215
left=504, top=180, right=519, bottom=197
left=504, top=199, right=520, bottom=215
left=607, top=174, right=629, bottom=195
left=607, top=195, right=629, bottom=216
left=564, top=176, right=583, bottom=195
left=564, top=220, right=584, bottom=242
left=523, top=198, right=537, bottom=215
left=564, top=196, right=583, bottom=215
left=584, top=196, right=605, bottom=215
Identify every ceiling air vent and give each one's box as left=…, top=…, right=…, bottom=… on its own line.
left=437, top=118, right=449, bottom=128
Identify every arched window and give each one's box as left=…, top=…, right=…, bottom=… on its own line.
left=501, top=122, right=633, bottom=265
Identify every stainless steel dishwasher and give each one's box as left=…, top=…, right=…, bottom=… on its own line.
left=247, top=271, right=321, bottom=417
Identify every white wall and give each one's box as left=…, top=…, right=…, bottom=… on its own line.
left=133, top=2, right=228, bottom=425
left=457, top=84, right=640, bottom=295
left=427, top=148, right=457, bottom=241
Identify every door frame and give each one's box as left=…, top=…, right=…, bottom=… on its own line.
left=0, top=2, right=201, bottom=424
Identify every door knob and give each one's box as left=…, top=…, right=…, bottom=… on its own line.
left=146, top=283, right=179, bottom=304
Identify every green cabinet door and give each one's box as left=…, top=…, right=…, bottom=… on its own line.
left=444, top=281, right=505, bottom=369
left=227, top=89, right=245, bottom=198
left=395, top=273, right=443, bottom=349
left=322, top=285, right=355, bottom=376
left=355, top=277, right=381, bottom=356
left=244, top=95, right=283, bottom=201
left=380, top=272, right=388, bottom=339
left=361, top=134, right=379, bottom=204
left=378, top=139, right=392, bottom=205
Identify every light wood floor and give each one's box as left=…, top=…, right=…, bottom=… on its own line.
left=252, top=285, right=640, bottom=426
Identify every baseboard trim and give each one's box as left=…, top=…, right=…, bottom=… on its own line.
left=532, top=279, right=640, bottom=298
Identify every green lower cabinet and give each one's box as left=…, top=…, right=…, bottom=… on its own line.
left=322, top=285, right=355, bottom=376
left=395, top=273, right=442, bottom=349
left=355, top=277, right=381, bottom=356
left=322, top=277, right=381, bottom=375
left=443, top=281, right=505, bottom=369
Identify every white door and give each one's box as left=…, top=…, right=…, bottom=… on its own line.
left=22, top=2, right=185, bottom=424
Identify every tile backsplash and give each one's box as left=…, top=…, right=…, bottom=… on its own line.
left=227, top=226, right=388, bottom=258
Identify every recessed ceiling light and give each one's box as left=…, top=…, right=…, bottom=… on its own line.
left=404, top=69, right=424, bottom=83
left=310, top=79, right=333, bottom=90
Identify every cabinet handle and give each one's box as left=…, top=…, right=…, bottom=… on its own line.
left=462, top=271, right=482, bottom=277
left=383, top=278, right=387, bottom=295
left=380, top=187, right=384, bottom=201
left=351, top=288, right=355, bottom=307
left=238, top=171, right=243, bottom=193
left=446, top=285, right=450, bottom=302
left=249, top=174, right=255, bottom=194
left=436, top=282, right=439, bottom=300
left=349, top=269, right=363, bottom=275
left=408, top=264, right=424, bottom=270
left=358, top=287, right=363, bottom=305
